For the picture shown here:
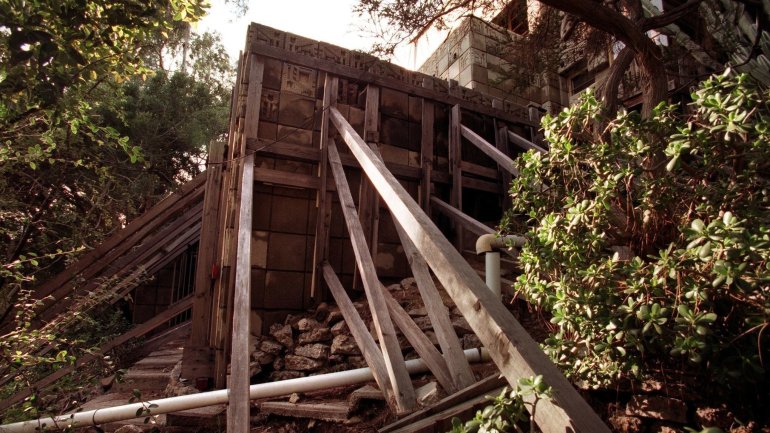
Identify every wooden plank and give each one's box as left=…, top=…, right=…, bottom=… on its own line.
left=310, top=74, right=338, bottom=300
left=379, top=374, right=506, bottom=433
left=508, top=130, right=547, bottom=154
left=228, top=154, right=254, bottom=433
left=462, top=177, right=501, bottom=194
left=248, top=42, right=537, bottom=128
left=28, top=173, right=206, bottom=302
left=243, top=57, right=264, bottom=140
left=322, top=263, right=393, bottom=402
left=253, top=167, right=325, bottom=190
left=327, top=140, right=416, bottom=414
left=387, top=387, right=505, bottom=433
left=495, top=123, right=513, bottom=207
left=329, top=106, right=612, bottom=433
left=460, top=125, right=519, bottom=176
left=392, top=217, right=475, bottom=390
left=460, top=161, right=498, bottom=179
left=449, top=105, right=463, bottom=251
left=355, top=85, right=381, bottom=291
left=383, top=289, right=455, bottom=393
left=420, top=79, right=434, bottom=215
left=0, top=297, right=194, bottom=411
left=429, top=197, right=494, bottom=237
left=259, top=402, right=350, bottom=422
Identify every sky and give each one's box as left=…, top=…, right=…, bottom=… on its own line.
left=197, top=0, right=449, bottom=70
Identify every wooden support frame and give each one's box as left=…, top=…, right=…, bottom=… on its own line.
left=310, top=74, right=339, bottom=300
left=392, top=217, right=475, bottom=390
left=355, top=84, right=381, bottom=291
left=449, top=105, right=463, bottom=251
left=327, top=139, right=416, bottom=414
left=187, top=140, right=226, bottom=364
left=0, top=297, right=194, bottom=411
left=322, top=263, right=393, bottom=401
left=382, top=288, right=455, bottom=393
left=329, top=106, right=611, bottom=433
left=429, top=197, right=494, bottom=237
left=508, top=130, right=547, bottom=154
left=420, top=79, right=435, bottom=215
left=227, top=153, right=254, bottom=433
left=460, top=125, right=519, bottom=176
left=494, top=122, right=513, bottom=208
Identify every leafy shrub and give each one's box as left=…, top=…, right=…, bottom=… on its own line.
left=503, top=70, right=769, bottom=404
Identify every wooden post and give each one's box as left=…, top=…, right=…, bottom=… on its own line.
left=494, top=122, right=513, bottom=207
left=310, top=74, right=339, bottom=300
left=449, top=105, right=463, bottom=251
left=327, top=140, right=416, bottom=414
left=227, top=153, right=254, bottom=433
left=355, top=85, right=381, bottom=291
left=419, top=79, right=435, bottom=215
left=183, top=140, right=225, bottom=379
left=392, top=216, right=476, bottom=390
left=329, top=106, right=611, bottom=433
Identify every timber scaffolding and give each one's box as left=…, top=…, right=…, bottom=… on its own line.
left=0, top=22, right=611, bottom=433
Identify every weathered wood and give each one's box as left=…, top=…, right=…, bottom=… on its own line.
left=0, top=297, right=193, bottom=411
left=253, top=167, right=328, bottom=190
left=310, top=74, right=338, bottom=300
left=243, top=57, right=264, bottom=141
left=330, top=106, right=612, bottom=433
left=227, top=153, right=254, bottom=433
left=449, top=105, right=463, bottom=251
left=321, top=263, right=393, bottom=402
left=392, top=217, right=475, bottom=390
left=379, top=374, right=506, bottom=433
left=508, top=130, right=547, bottom=154
left=248, top=42, right=537, bottom=128
left=460, top=125, right=519, bottom=176
left=386, top=387, right=505, bottom=433
left=259, top=401, right=351, bottom=422
left=494, top=123, right=513, bottom=207
left=355, top=85, right=381, bottom=291
left=327, top=139, right=416, bottom=414
left=429, top=197, right=494, bottom=237
left=382, top=288, right=455, bottom=393
left=420, top=79, right=435, bottom=214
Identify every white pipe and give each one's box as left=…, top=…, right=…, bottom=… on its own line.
left=0, top=349, right=490, bottom=433
left=485, top=251, right=501, bottom=298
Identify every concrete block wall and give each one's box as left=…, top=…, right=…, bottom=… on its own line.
left=418, top=16, right=566, bottom=115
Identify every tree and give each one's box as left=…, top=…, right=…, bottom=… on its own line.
left=355, top=0, right=770, bottom=117
left=0, top=0, right=212, bottom=318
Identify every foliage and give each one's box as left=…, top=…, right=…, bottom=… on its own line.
left=449, top=375, right=551, bottom=433
left=503, top=71, right=769, bottom=410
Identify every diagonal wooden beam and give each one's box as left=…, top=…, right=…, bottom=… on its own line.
left=429, top=196, right=494, bottom=237
left=460, top=125, right=519, bottom=176
left=322, top=263, right=393, bottom=403
left=327, top=139, right=416, bottom=414
left=382, top=288, right=455, bottom=393
left=392, top=217, right=476, bottom=390
left=329, top=106, right=611, bottom=433
left=508, top=130, right=547, bottom=154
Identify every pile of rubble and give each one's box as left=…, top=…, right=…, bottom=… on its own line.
left=246, top=277, right=483, bottom=383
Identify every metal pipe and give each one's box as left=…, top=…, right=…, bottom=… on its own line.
left=485, top=251, right=501, bottom=298
left=475, top=234, right=526, bottom=255
left=0, top=349, right=490, bottom=433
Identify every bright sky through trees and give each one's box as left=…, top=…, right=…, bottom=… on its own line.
left=198, top=0, right=447, bottom=69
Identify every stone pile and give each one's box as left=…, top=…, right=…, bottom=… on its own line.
left=246, top=277, right=483, bottom=382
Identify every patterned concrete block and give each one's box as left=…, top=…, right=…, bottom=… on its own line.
left=318, top=41, right=350, bottom=65
left=265, top=271, right=305, bottom=310
left=380, top=87, right=409, bottom=119
left=282, top=63, right=317, bottom=97
left=349, top=51, right=378, bottom=71
left=285, top=33, right=318, bottom=57
left=261, top=89, right=280, bottom=122
left=252, top=23, right=285, bottom=48
left=263, top=57, right=283, bottom=90
left=380, top=116, right=410, bottom=149
left=277, top=125, right=313, bottom=147
left=268, top=233, right=309, bottom=271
